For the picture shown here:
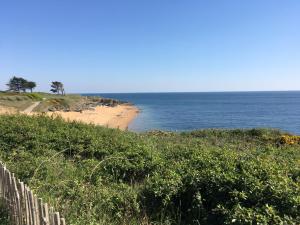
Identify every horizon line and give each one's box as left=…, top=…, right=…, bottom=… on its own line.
left=75, top=90, right=300, bottom=94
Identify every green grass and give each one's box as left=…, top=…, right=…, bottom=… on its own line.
left=0, top=92, right=83, bottom=112
left=0, top=92, right=43, bottom=100
left=0, top=92, right=44, bottom=110
left=0, top=97, right=33, bottom=111
left=0, top=114, right=299, bottom=225
left=0, top=92, right=119, bottom=113
left=33, top=93, right=83, bottom=112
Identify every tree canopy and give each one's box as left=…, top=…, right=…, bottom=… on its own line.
left=6, top=76, right=36, bottom=93
left=50, top=81, right=65, bottom=95
left=24, top=81, right=37, bottom=93
left=4, top=77, right=67, bottom=95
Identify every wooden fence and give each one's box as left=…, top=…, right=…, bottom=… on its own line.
left=0, top=161, right=66, bottom=225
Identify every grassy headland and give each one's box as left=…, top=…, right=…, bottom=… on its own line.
left=0, top=92, right=122, bottom=112
left=0, top=114, right=299, bottom=224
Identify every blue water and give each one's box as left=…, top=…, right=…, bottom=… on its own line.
left=82, top=92, right=300, bottom=134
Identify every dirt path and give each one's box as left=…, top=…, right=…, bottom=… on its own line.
left=23, top=102, right=40, bottom=114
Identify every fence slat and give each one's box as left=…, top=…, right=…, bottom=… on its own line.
left=49, top=207, right=55, bottom=225
left=25, top=187, right=32, bottom=225
left=34, top=195, right=40, bottom=225
left=18, top=182, right=26, bottom=225
left=26, top=187, right=33, bottom=225
left=60, top=218, right=66, bottom=225
left=54, top=212, right=60, bottom=225
left=30, top=190, right=37, bottom=225
left=43, top=203, right=50, bottom=225
left=12, top=174, right=21, bottom=225
left=7, top=170, right=14, bottom=223
left=38, top=198, right=44, bottom=225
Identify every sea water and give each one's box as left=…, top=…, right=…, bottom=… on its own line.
left=83, top=92, right=300, bottom=134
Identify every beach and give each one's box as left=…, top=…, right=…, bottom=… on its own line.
left=0, top=104, right=139, bottom=130
left=0, top=106, right=17, bottom=114
left=45, top=104, right=139, bottom=130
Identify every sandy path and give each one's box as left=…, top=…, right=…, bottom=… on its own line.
left=46, top=104, right=139, bottom=130
left=23, top=102, right=40, bottom=114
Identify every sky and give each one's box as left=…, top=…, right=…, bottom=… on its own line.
left=1, top=0, right=300, bottom=93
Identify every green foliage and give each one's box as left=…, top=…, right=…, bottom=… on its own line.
left=24, top=81, right=37, bottom=92
left=0, top=114, right=299, bottom=225
left=0, top=93, right=42, bottom=101
left=50, top=81, right=65, bottom=95
left=0, top=202, right=10, bottom=225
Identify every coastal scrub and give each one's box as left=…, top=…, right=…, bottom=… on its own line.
left=0, top=114, right=299, bottom=224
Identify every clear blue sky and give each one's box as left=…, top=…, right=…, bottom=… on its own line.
left=1, top=0, right=299, bottom=93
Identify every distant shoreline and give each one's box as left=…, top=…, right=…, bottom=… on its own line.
left=0, top=92, right=140, bottom=130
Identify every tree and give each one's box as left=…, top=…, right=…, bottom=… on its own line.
left=50, top=81, right=65, bottom=95
left=24, top=81, right=36, bottom=93
left=7, top=76, right=27, bottom=92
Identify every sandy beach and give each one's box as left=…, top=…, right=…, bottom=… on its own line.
left=45, top=104, right=139, bottom=130
left=0, top=104, right=139, bottom=130
left=0, top=107, right=17, bottom=114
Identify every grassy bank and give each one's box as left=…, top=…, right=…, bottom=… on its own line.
left=0, top=92, right=122, bottom=112
left=0, top=92, right=43, bottom=110
left=0, top=114, right=299, bottom=224
left=0, top=92, right=80, bottom=111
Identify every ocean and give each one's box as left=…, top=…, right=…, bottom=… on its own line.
left=83, top=92, right=300, bottom=134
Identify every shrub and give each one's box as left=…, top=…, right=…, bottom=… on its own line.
left=279, top=135, right=300, bottom=145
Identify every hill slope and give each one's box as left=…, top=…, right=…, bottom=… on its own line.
left=0, top=92, right=122, bottom=112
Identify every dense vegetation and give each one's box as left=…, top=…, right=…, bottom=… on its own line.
left=0, top=115, right=299, bottom=224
